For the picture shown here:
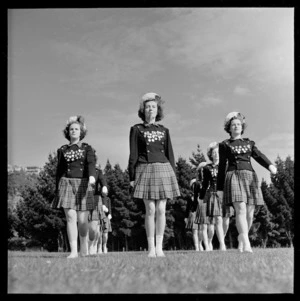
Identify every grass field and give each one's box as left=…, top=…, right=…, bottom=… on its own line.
left=8, top=248, right=294, bottom=294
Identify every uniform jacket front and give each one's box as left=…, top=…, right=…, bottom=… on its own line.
left=185, top=192, right=198, bottom=217
left=217, top=138, right=272, bottom=191
left=128, top=123, right=176, bottom=181
left=200, top=163, right=218, bottom=199
left=193, top=180, right=203, bottom=203
left=102, top=196, right=112, bottom=216
left=56, top=141, right=96, bottom=191
left=94, top=168, right=107, bottom=196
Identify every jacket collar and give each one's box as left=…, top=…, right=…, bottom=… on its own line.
left=229, top=137, right=244, bottom=141
left=68, top=141, right=83, bottom=148
left=143, top=122, right=159, bottom=128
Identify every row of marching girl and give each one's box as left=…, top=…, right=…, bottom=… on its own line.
left=87, top=159, right=112, bottom=255
left=192, top=143, right=234, bottom=251
left=52, top=116, right=109, bottom=258
left=217, top=112, right=277, bottom=253
left=185, top=163, right=215, bottom=251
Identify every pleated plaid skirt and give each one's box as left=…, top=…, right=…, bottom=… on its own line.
left=206, top=190, right=222, bottom=217
left=186, top=211, right=201, bottom=230
left=222, top=203, right=235, bottom=218
left=194, top=198, right=215, bottom=225
left=102, top=216, right=112, bottom=233
left=133, top=162, right=180, bottom=200
left=223, top=170, right=264, bottom=206
left=88, top=195, right=105, bottom=221
left=52, top=177, right=95, bottom=211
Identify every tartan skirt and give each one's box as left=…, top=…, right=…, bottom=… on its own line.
left=205, top=190, right=222, bottom=217
left=223, top=170, right=264, bottom=206
left=222, top=203, right=235, bottom=218
left=133, top=162, right=180, bottom=200
left=52, top=177, right=95, bottom=211
left=88, top=195, right=105, bottom=221
left=186, top=211, right=201, bottom=230
left=194, top=198, right=215, bottom=225
left=102, top=216, right=112, bottom=233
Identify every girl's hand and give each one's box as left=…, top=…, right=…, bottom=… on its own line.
left=89, top=176, right=96, bottom=185
left=130, top=181, right=134, bottom=187
left=269, top=165, right=277, bottom=175
left=102, top=186, right=108, bottom=195
left=103, top=205, right=109, bottom=213
left=184, top=218, right=188, bottom=225
left=108, top=214, right=112, bottom=220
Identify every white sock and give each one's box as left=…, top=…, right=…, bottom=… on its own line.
left=79, top=235, right=88, bottom=256
left=155, top=235, right=165, bottom=257
left=147, top=237, right=156, bottom=257
left=88, top=240, right=97, bottom=255
left=199, top=243, right=204, bottom=251
left=67, top=240, right=78, bottom=258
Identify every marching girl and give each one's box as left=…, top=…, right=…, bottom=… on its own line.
left=194, top=162, right=215, bottom=251
left=184, top=179, right=204, bottom=251
left=53, top=115, right=96, bottom=258
left=88, top=162, right=108, bottom=255
left=200, top=142, right=226, bottom=251
left=97, top=195, right=112, bottom=254
left=217, top=112, right=277, bottom=253
left=128, top=92, right=180, bottom=257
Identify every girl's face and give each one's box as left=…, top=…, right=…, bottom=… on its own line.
left=211, top=148, right=219, bottom=163
left=144, top=100, right=158, bottom=120
left=69, top=123, right=81, bottom=140
left=230, top=118, right=242, bottom=136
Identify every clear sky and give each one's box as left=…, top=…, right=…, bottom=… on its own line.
left=8, top=8, right=294, bottom=183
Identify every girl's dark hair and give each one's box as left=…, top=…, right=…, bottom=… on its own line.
left=63, top=115, right=87, bottom=141
left=224, top=117, right=247, bottom=136
left=138, top=96, right=165, bottom=122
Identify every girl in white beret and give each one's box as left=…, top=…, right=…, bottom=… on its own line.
left=52, top=115, right=97, bottom=258
left=217, top=112, right=277, bottom=253
left=194, top=162, right=215, bottom=251
left=97, top=194, right=112, bottom=254
left=199, top=142, right=228, bottom=251
left=128, top=92, right=180, bottom=257
left=87, top=161, right=107, bottom=256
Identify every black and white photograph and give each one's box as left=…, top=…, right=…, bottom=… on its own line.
left=7, top=7, right=294, bottom=294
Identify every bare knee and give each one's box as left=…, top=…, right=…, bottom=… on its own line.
left=155, top=200, right=166, bottom=216
left=64, top=209, right=77, bottom=223
left=144, top=200, right=156, bottom=217
left=215, top=216, right=222, bottom=226
left=234, top=202, right=247, bottom=216
left=89, top=221, right=99, bottom=240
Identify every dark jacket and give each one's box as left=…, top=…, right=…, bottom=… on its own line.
left=56, top=141, right=96, bottom=191
left=200, top=163, right=218, bottom=199
left=94, top=168, right=107, bottom=195
left=102, top=196, right=112, bottom=216
left=185, top=193, right=198, bottom=217
left=193, top=180, right=202, bottom=203
left=217, top=138, right=273, bottom=191
left=128, top=123, right=176, bottom=181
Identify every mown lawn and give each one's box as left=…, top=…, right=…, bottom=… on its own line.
left=8, top=248, right=293, bottom=294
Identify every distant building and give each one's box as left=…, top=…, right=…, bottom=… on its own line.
left=25, top=166, right=42, bottom=175
left=7, top=164, right=42, bottom=175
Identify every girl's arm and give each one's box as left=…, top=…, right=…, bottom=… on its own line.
left=165, top=128, right=176, bottom=173
left=86, top=145, right=96, bottom=183
left=217, top=141, right=227, bottom=191
left=251, top=141, right=275, bottom=171
left=55, top=148, right=63, bottom=193
left=200, top=167, right=209, bottom=199
left=128, top=126, right=139, bottom=182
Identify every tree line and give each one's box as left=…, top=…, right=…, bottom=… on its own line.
left=7, top=145, right=294, bottom=252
